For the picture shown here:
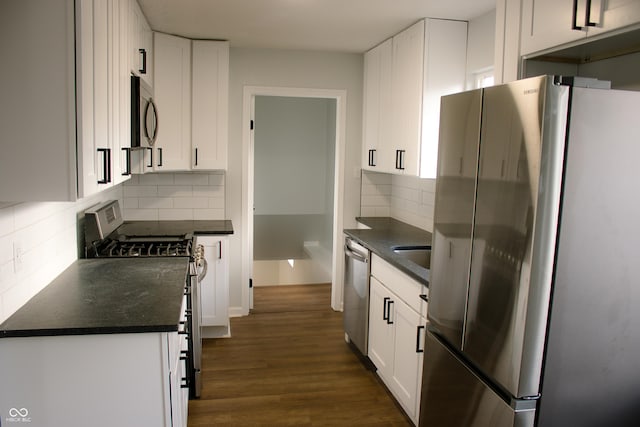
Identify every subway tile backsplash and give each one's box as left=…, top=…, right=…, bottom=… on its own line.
left=0, top=186, right=123, bottom=323
left=123, top=172, right=226, bottom=221
left=0, top=171, right=227, bottom=323
left=360, top=170, right=435, bottom=232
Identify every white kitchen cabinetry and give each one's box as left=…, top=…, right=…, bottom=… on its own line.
left=418, top=19, right=468, bottom=179
left=494, top=0, right=522, bottom=84
left=0, top=0, right=131, bottom=201
left=361, top=19, right=467, bottom=178
left=362, top=39, right=393, bottom=172
left=150, top=32, right=192, bottom=171
left=192, top=41, right=229, bottom=170
left=147, top=35, right=229, bottom=172
left=368, top=254, right=428, bottom=425
left=391, top=20, right=425, bottom=176
left=0, top=331, right=188, bottom=427
left=521, top=0, right=640, bottom=56
left=199, top=235, right=230, bottom=332
left=78, top=0, right=132, bottom=196
left=130, top=0, right=153, bottom=88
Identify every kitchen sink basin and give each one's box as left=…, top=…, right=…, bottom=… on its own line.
left=392, top=246, right=431, bottom=269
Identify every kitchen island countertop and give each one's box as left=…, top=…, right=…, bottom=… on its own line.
left=0, top=258, right=189, bottom=338
left=344, top=217, right=432, bottom=286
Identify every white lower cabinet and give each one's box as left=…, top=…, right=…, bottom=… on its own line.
left=0, top=332, right=188, bottom=427
left=0, top=294, right=189, bottom=427
left=198, top=235, right=230, bottom=331
left=368, top=255, right=427, bottom=425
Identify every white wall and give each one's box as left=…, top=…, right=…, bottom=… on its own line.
left=254, top=96, right=334, bottom=216
left=0, top=187, right=123, bottom=323
left=227, top=48, right=364, bottom=313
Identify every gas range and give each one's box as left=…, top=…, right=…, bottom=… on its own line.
left=83, top=200, right=204, bottom=400
left=92, top=234, right=194, bottom=258
left=84, top=200, right=196, bottom=259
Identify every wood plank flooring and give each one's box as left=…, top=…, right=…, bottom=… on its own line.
left=188, top=283, right=412, bottom=426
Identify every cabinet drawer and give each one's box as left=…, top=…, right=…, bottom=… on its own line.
left=371, top=254, right=427, bottom=316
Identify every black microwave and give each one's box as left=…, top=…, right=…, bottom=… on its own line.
left=130, top=75, right=158, bottom=148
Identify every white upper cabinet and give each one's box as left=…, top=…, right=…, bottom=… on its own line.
left=419, top=19, right=468, bottom=178
left=192, top=41, right=229, bottom=170
left=361, top=19, right=467, bottom=178
left=521, top=0, right=640, bottom=56
left=391, top=20, right=425, bottom=177
left=0, top=0, right=132, bottom=202
left=151, top=32, right=192, bottom=171
left=130, top=0, right=153, bottom=88
left=78, top=0, right=132, bottom=197
left=362, top=39, right=393, bottom=173
left=147, top=34, right=229, bottom=172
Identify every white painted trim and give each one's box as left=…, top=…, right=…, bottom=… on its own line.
left=241, top=85, right=347, bottom=315
left=228, top=306, right=245, bottom=318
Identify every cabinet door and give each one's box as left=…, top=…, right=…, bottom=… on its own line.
left=153, top=32, right=192, bottom=171
left=521, top=0, right=586, bottom=55
left=420, top=19, right=467, bottom=179
left=192, top=41, right=229, bottom=170
left=78, top=0, right=113, bottom=198
left=368, top=277, right=395, bottom=375
left=111, top=0, right=132, bottom=186
left=199, top=236, right=229, bottom=327
left=391, top=20, right=425, bottom=176
left=130, top=0, right=153, bottom=87
left=0, top=0, right=78, bottom=201
left=587, top=0, right=640, bottom=37
left=390, top=298, right=425, bottom=422
left=362, top=39, right=393, bottom=173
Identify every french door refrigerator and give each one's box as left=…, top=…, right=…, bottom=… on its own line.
left=419, top=75, right=640, bottom=427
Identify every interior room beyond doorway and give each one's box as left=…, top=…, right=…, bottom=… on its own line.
left=252, top=95, right=337, bottom=287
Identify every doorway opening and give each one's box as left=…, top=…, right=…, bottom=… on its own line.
left=241, top=86, right=347, bottom=314
left=253, top=95, right=336, bottom=288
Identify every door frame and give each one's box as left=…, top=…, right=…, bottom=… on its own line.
left=241, top=85, right=347, bottom=314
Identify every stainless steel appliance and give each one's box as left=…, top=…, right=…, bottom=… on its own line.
left=84, top=200, right=206, bottom=399
left=420, top=75, right=640, bottom=426
left=343, top=236, right=370, bottom=356
left=131, top=75, right=158, bottom=149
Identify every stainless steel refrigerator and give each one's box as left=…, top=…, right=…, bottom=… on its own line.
left=420, top=75, right=640, bottom=427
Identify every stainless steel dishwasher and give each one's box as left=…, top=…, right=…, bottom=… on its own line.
left=343, top=235, right=371, bottom=356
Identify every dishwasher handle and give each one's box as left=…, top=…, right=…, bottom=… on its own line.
left=344, top=241, right=368, bottom=263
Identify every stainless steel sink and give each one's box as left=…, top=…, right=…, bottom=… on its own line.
left=392, top=246, right=431, bottom=269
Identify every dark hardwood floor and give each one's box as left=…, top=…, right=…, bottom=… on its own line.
left=188, top=283, right=412, bottom=426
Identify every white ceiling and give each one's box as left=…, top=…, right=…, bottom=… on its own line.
left=137, top=0, right=496, bottom=53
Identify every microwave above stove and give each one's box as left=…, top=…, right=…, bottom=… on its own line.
left=131, top=75, right=158, bottom=149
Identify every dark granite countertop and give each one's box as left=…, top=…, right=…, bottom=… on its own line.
left=0, top=258, right=190, bottom=338
left=117, top=220, right=233, bottom=236
left=344, top=217, right=432, bottom=286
